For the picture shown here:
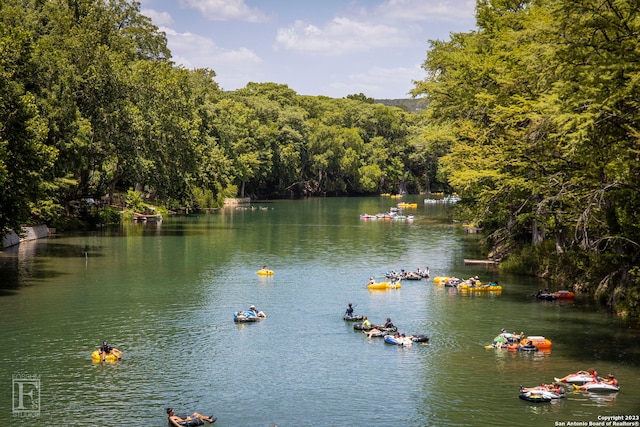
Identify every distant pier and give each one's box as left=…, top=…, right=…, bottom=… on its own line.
left=464, top=259, right=497, bottom=266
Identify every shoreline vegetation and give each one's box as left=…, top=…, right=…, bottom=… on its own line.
left=1, top=1, right=638, bottom=322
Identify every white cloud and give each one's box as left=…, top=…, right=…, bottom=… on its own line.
left=275, top=17, right=408, bottom=55
left=141, top=8, right=173, bottom=26
left=161, top=27, right=262, bottom=70
left=272, top=1, right=476, bottom=57
left=179, top=0, right=268, bottom=22
left=375, top=0, right=476, bottom=23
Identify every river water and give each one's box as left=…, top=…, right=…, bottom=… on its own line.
left=0, top=196, right=638, bottom=426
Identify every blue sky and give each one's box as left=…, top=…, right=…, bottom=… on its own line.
left=139, top=0, right=477, bottom=99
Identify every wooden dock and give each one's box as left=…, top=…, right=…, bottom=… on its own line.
left=464, top=259, right=497, bottom=266
left=133, top=213, right=162, bottom=222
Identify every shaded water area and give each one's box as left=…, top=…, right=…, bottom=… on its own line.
left=1, top=196, right=639, bottom=426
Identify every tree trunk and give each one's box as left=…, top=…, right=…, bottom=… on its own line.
left=532, top=219, right=544, bottom=246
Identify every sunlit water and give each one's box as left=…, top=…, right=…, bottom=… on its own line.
left=1, top=197, right=639, bottom=426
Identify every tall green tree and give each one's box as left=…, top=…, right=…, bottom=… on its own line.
left=412, top=0, right=640, bottom=319
left=0, top=2, right=58, bottom=232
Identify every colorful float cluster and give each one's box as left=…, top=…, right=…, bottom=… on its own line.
left=482, top=329, right=620, bottom=403
left=520, top=369, right=619, bottom=403
left=344, top=308, right=429, bottom=347
left=485, top=330, right=552, bottom=352
left=433, top=275, right=502, bottom=293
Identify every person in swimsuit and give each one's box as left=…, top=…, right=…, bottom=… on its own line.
left=166, top=407, right=216, bottom=426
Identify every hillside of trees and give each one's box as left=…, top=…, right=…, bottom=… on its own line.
left=374, top=99, right=426, bottom=113
left=0, top=0, right=446, bottom=232
left=1, top=0, right=638, bottom=321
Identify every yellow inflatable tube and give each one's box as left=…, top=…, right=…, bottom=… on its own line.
left=458, top=284, right=504, bottom=292
left=91, top=348, right=122, bottom=363
left=433, top=276, right=450, bottom=284
left=367, top=281, right=401, bottom=290
left=257, top=269, right=274, bottom=276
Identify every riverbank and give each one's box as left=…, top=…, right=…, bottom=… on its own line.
left=1, top=224, right=51, bottom=249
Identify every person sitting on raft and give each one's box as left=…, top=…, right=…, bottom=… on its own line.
left=364, top=326, right=383, bottom=339
left=499, top=329, right=523, bottom=343
left=391, top=333, right=413, bottom=345
left=383, top=318, right=395, bottom=329
left=166, top=408, right=216, bottom=426
left=598, top=373, right=618, bottom=386
left=345, top=303, right=354, bottom=316
left=367, top=277, right=375, bottom=285
left=98, top=341, right=113, bottom=355
left=557, top=368, right=598, bottom=382
left=520, top=384, right=563, bottom=394
left=492, top=334, right=508, bottom=349
left=362, top=316, right=371, bottom=328
left=248, top=305, right=265, bottom=317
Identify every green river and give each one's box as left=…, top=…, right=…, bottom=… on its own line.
left=0, top=196, right=638, bottom=426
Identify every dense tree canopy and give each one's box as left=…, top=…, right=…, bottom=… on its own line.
left=0, top=0, right=438, bottom=234
left=412, top=0, right=640, bottom=319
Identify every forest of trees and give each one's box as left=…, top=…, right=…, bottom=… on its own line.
left=0, top=0, right=439, bottom=232
left=411, top=0, right=640, bottom=320
left=1, top=0, right=638, bottom=320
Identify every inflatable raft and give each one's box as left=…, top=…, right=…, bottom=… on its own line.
left=519, top=385, right=564, bottom=402
left=354, top=322, right=374, bottom=331
left=397, top=202, right=418, bottom=208
left=384, top=335, right=413, bottom=346
left=384, top=334, right=428, bottom=345
left=520, top=336, right=552, bottom=350
left=91, top=348, right=122, bottom=363
left=256, top=269, right=274, bottom=276
left=519, top=391, right=552, bottom=402
left=554, top=290, right=575, bottom=299
left=233, top=311, right=266, bottom=323
left=343, top=314, right=365, bottom=321
left=410, top=334, right=429, bottom=343
left=517, top=343, right=539, bottom=352
left=367, top=281, right=401, bottom=290
left=366, top=330, right=386, bottom=338
left=577, top=382, right=620, bottom=392
left=354, top=323, right=397, bottom=333
left=458, top=283, right=503, bottom=292
left=519, top=389, right=564, bottom=402
left=554, top=373, right=596, bottom=385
